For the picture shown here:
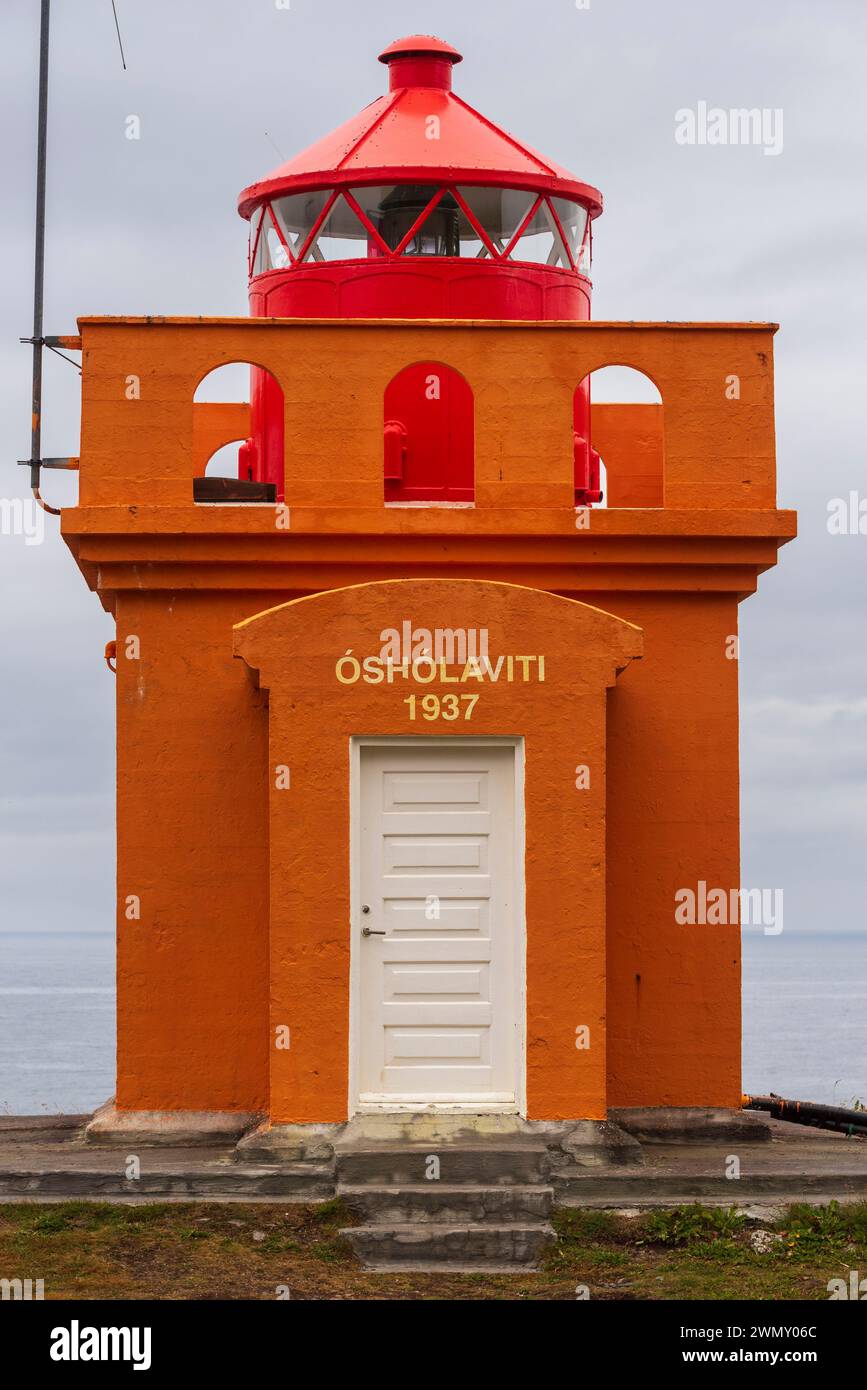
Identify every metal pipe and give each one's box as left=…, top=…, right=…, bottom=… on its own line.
left=32, top=484, right=60, bottom=517
left=745, top=1094, right=867, bottom=1138
left=30, top=0, right=51, bottom=491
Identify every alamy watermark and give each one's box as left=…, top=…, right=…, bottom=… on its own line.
left=827, top=1269, right=867, bottom=1300
left=827, top=493, right=867, bottom=535
left=1, top=1276, right=44, bottom=1300
left=675, top=102, right=783, bottom=157
left=675, top=881, right=783, bottom=935
left=50, top=1321, right=151, bottom=1370
left=0, top=497, right=44, bottom=546
left=378, top=621, right=489, bottom=665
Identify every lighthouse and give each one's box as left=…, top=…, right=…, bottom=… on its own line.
left=237, top=36, right=602, bottom=503
left=62, top=34, right=795, bottom=1160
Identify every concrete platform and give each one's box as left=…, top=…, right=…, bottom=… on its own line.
left=0, top=1116, right=330, bottom=1202
left=554, top=1129, right=867, bottom=1207
left=0, top=1113, right=865, bottom=1208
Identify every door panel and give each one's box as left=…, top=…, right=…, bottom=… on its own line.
left=355, top=742, right=521, bottom=1108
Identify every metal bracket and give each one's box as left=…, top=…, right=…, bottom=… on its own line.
left=17, top=457, right=79, bottom=470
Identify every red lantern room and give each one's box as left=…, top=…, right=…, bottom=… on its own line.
left=236, top=35, right=604, bottom=505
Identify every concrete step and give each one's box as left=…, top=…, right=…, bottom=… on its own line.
left=335, top=1141, right=547, bottom=1188
left=342, top=1220, right=555, bottom=1271
left=0, top=1116, right=88, bottom=1144
left=552, top=1167, right=867, bottom=1205
left=0, top=1164, right=334, bottom=1201
left=339, top=1182, right=553, bottom=1224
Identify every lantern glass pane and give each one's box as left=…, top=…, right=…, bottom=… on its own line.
left=302, top=194, right=373, bottom=261
left=508, top=199, right=570, bottom=267
left=251, top=210, right=271, bottom=275
left=265, top=221, right=291, bottom=270
left=456, top=188, right=538, bottom=251
left=549, top=198, right=589, bottom=259
left=270, top=189, right=335, bottom=244
left=348, top=184, right=443, bottom=252
left=249, top=209, right=265, bottom=275
left=400, top=191, right=462, bottom=257
left=269, top=202, right=306, bottom=258
left=249, top=207, right=297, bottom=273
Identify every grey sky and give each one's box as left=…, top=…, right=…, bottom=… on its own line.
left=1, top=0, right=865, bottom=936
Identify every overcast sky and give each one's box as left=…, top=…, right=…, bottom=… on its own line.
left=0, top=0, right=865, bottom=937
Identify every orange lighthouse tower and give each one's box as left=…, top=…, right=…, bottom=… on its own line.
left=61, top=36, right=795, bottom=1146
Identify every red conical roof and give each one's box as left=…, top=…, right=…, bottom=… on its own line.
left=237, top=36, right=602, bottom=220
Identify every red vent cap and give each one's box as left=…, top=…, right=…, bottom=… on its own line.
left=378, top=35, right=463, bottom=65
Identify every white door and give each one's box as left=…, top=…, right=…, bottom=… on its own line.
left=353, top=740, right=523, bottom=1111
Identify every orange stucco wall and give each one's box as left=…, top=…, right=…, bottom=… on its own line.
left=592, top=403, right=664, bottom=508
left=61, top=316, right=795, bottom=1121
left=114, top=590, right=277, bottom=1111
left=192, top=401, right=251, bottom=474
left=598, top=591, right=742, bottom=1106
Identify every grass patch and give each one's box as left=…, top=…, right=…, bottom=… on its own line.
left=0, top=1200, right=864, bottom=1301
left=639, top=1204, right=746, bottom=1252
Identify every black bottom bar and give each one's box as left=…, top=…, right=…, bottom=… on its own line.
left=4, top=1296, right=859, bottom=1375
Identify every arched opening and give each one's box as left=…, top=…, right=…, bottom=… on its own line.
left=384, top=361, right=474, bottom=504
left=193, top=362, right=283, bottom=503
left=204, top=440, right=248, bottom=479
left=573, top=366, right=663, bottom=509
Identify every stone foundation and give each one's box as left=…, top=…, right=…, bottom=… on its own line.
left=85, top=1100, right=261, bottom=1147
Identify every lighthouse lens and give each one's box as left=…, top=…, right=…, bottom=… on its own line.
left=402, top=195, right=461, bottom=257
left=360, top=184, right=445, bottom=252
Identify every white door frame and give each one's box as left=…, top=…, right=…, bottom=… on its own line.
left=348, top=735, right=526, bottom=1116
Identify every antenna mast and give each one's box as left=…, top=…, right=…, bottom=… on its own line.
left=29, top=0, right=51, bottom=492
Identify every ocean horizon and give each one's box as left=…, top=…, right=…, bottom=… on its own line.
left=0, top=929, right=865, bottom=1115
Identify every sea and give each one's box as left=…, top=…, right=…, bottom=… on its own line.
left=0, top=929, right=865, bottom=1114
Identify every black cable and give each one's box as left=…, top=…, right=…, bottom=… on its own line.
left=45, top=343, right=81, bottom=373
left=110, top=0, right=127, bottom=71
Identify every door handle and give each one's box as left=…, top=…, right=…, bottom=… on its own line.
left=362, top=926, right=386, bottom=937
